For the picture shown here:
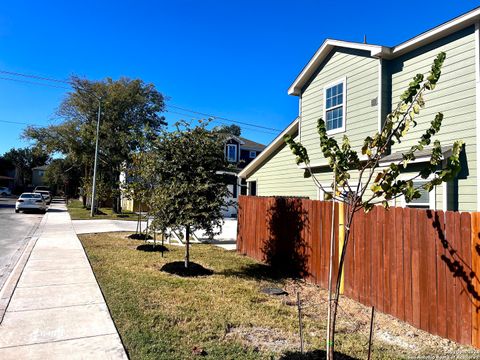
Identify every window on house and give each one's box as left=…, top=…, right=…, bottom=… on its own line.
left=324, top=79, right=346, bottom=134
left=248, top=181, right=257, bottom=196
left=227, top=144, right=237, bottom=162
left=249, top=151, right=256, bottom=159
left=405, top=180, right=432, bottom=209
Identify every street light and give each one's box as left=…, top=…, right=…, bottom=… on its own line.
left=90, top=97, right=101, bottom=217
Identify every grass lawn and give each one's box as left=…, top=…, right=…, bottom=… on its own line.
left=79, top=233, right=415, bottom=360
left=67, top=199, right=139, bottom=220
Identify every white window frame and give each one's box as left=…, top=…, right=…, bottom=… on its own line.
left=226, top=144, right=237, bottom=163
left=400, top=177, right=436, bottom=210
left=249, top=151, right=256, bottom=159
left=317, top=183, right=360, bottom=201
left=323, top=77, right=347, bottom=135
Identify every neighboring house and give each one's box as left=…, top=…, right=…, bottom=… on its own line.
left=240, top=8, right=480, bottom=212
left=218, top=134, right=266, bottom=217
left=32, top=165, right=48, bottom=187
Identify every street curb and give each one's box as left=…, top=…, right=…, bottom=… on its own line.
left=0, top=212, right=49, bottom=324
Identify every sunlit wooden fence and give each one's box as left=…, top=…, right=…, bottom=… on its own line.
left=237, top=195, right=480, bottom=348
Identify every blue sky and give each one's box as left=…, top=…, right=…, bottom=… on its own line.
left=0, top=0, right=479, bottom=154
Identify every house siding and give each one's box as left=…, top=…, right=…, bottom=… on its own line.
left=389, top=26, right=477, bottom=211
left=300, top=48, right=379, bottom=158
left=247, top=131, right=317, bottom=198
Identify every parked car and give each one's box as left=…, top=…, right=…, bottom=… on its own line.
left=34, top=190, right=52, bottom=205
left=15, top=193, right=47, bottom=213
left=34, top=186, right=50, bottom=192
left=0, top=187, right=11, bottom=196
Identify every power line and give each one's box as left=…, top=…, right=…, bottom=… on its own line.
left=0, top=69, right=282, bottom=134
left=166, top=110, right=279, bottom=135
left=0, top=76, right=70, bottom=90
left=167, top=104, right=282, bottom=132
left=0, top=70, right=72, bottom=85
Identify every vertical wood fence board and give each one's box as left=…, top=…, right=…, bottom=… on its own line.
left=369, top=207, right=378, bottom=309
left=454, top=212, right=463, bottom=343
left=460, top=212, right=472, bottom=344
left=390, top=208, right=398, bottom=319
left=384, top=208, right=395, bottom=316
left=435, top=210, right=448, bottom=339
left=403, top=207, right=413, bottom=325
left=344, top=205, right=354, bottom=298
left=426, top=210, right=438, bottom=335
left=411, top=209, right=422, bottom=329
left=376, top=207, right=385, bottom=312
left=395, top=207, right=405, bottom=321
left=445, top=211, right=458, bottom=342
left=419, top=210, right=430, bottom=333
left=472, top=213, right=480, bottom=347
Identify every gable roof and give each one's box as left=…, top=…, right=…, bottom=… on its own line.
left=238, top=118, right=298, bottom=178
left=239, top=137, right=266, bottom=151
left=288, top=6, right=480, bottom=96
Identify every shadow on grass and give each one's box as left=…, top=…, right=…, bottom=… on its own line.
left=219, top=262, right=298, bottom=282
left=280, top=350, right=358, bottom=360
left=160, top=261, right=213, bottom=277
left=136, top=244, right=169, bottom=253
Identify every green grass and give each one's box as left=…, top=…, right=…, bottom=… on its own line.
left=67, top=199, right=138, bottom=220
left=79, top=233, right=410, bottom=360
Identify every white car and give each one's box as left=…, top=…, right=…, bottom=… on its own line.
left=0, top=187, right=11, bottom=196
left=34, top=190, right=52, bottom=205
left=15, top=193, right=47, bottom=214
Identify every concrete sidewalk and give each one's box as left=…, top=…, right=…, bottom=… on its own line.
left=0, top=203, right=128, bottom=359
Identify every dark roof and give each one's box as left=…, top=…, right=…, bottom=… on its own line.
left=238, top=137, right=266, bottom=151
left=379, top=145, right=453, bottom=164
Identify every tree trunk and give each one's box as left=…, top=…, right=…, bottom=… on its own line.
left=184, top=225, right=190, bottom=268
left=327, top=208, right=355, bottom=359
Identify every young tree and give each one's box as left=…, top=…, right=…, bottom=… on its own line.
left=23, top=77, right=166, bottom=212
left=140, top=120, right=231, bottom=268
left=285, top=52, right=463, bottom=359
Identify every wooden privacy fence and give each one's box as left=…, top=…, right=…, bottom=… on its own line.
left=237, top=195, right=480, bottom=348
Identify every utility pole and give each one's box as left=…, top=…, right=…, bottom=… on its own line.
left=90, top=98, right=101, bottom=217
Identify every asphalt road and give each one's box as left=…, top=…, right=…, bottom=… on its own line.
left=0, top=197, right=43, bottom=291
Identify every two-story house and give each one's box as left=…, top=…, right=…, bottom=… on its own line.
left=221, top=134, right=265, bottom=217
left=239, top=7, right=480, bottom=212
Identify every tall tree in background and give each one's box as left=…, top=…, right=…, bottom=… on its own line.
left=213, top=124, right=241, bottom=136
left=2, top=147, right=50, bottom=190
left=24, top=76, right=166, bottom=212
left=44, top=157, right=81, bottom=197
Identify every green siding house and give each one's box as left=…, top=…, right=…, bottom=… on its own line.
left=239, top=8, right=480, bottom=212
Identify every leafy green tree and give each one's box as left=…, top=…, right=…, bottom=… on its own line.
left=44, top=157, right=81, bottom=197
left=139, top=120, right=231, bottom=268
left=213, top=124, right=241, bottom=136
left=285, top=52, right=462, bottom=359
left=23, top=76, right=166, bottom=212
left=3, top=147, right=50, bottom=190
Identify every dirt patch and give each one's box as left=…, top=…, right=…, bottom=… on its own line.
left=226, top=326, right=298, bottom=354
left=127, top=233, right=153, bottom=240
left=281, top=280, right=480, bottom=358
left=136, top=244, right=169, bottom=253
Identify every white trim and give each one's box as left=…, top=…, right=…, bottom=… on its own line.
left=392, top=7, right=480, bottom=57
left=299, top=95, right=302, bottom=143
left=288, top=40, right=387, bottom=96
left=323, top=77, right=347, bottom=135
left=238, top=118, right=299, bottom=178
left=476, top=21, right=480, bottom=211
left=378, top=155, right=433, bottom=167
left=288, top=8, right=480, bottom=97
left=443, top=181, right=448, bottom=211
left=298, top=154, right=369, bottom=169
left=226, top=144, right=237, bottom=163
left=377, top=59, right=383, bottom=133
